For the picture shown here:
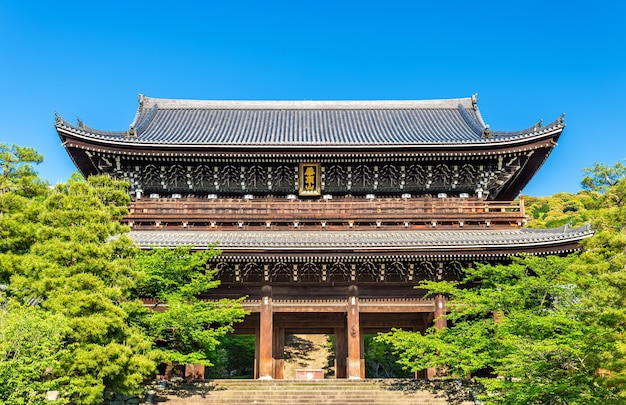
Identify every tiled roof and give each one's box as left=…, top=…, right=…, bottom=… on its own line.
left=128, top=225, right=591, bottom=255
left=55, top=95, right=564, bottom=147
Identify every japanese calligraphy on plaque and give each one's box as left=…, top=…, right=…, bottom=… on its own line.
left=298, top=162, right=321, bottom=196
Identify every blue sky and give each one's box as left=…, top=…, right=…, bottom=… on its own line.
left=1, top=1, right=624, bottom=197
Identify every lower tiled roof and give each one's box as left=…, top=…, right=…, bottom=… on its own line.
left=129, top=225, right=592, bottom=254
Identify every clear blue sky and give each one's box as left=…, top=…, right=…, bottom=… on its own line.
left=1, top=1, right=624, bottom=197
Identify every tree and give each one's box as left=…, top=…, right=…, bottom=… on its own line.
left=524, top=192, right=593, bottom=229
left=0, top=173, right=159, bottom=404
left=131, top=246, right=247, bottom=368
left=0, top=143, right=46, bottom=197
left=379, top=162, right=626, bottom=404
left=0, top=300, right=70, bottom=405
left=0, top=145, right=246, bottom=400
left=581, top=161, right=626, bottom=206
left=206, top=335, right=256, bottom=378
left=363, top=334, right=412, bottom=378
left=381, top=255, right=621, bottom=404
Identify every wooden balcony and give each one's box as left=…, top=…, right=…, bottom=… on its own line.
left=124, top=195, right=526, bottom=231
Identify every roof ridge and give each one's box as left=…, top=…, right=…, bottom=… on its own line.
left=137, top=94, right=475, bottom=111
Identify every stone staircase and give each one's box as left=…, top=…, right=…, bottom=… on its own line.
left=145, top=379, right=477, bottom=404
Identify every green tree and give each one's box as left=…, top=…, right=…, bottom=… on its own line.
left=524, top=192, right=593, bottom=229
left=207, top=335, right=256, bottom=378
left=0, top=300, right=70, bottom=405
left=0, top=143, right=47, bottom=197
left=0, top=173, right=158, bottom=404
left=364, top=334, right=413, bottom=378
left=379, top=162, right=626, bottom=404
left=380, top=255, right=619, bottom=404
left=581, top=161, right=626, bottom=199
left=132, top=246, right=247, bottom=367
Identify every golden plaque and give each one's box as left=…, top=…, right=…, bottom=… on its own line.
left=298, top=163, right=321, bottom=196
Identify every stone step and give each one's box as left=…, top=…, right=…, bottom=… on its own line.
left=145, top=379, right=476, bottom=405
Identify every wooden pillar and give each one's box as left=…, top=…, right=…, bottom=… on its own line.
left=347, top=286, right=362, bottom=379
left=254, top=325, right=260, bottom=379
left=258, top=286, right=274, bottom=379
left=359, top=326, right=365, bottom=379
left=434, top=294, right=447, bottom=330
left=273, top=326, right=285, bottom=379
left=428, top=294, right=447, bottom=379
left=334, top=326, right=347, bottom=379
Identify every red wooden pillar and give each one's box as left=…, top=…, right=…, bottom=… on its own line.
left=347, top=288, right=362, bottom=379
left=254, top=325, right=260, bottom=379
left=258, top=287, right=274, bottom=379
left=434, top=294, right=447, bottom=330
left=273, top=326, right=285, bottom=379
left=427, top=294, right=447, bottom=379
left=334, top=326, right=347, bottom=379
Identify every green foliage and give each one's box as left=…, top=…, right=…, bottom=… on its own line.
left=206, top=335, right=255, bottom=378
left=381, top=255, right=622, bottom=404
left=581, top=161, right=626, bottom=195
left=364, top=335, right=413, bottom=378
left=525, top=192, right=593, bottom=229
left=0, top=300, right=71, bottom=405
left=133, top=246, right=247, bottom=366
left=0, top=143, right=47, bottom=197
left=381, top=161, right=626, bottom=404
left=0, top=172, right=159, bottom=404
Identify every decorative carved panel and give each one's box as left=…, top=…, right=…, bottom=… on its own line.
left=270, top=262, right=292, bottom=282
left=166, top=164, right=188, bottom=190
left=112, top=153, right=528, bottom=197
left=219, top=165, right=241, bottom=189
left=299, top=262, right=322, bottom=282
left=272, top=165, right=296, bottom=191
left=211, top=258, right=470, bottom=284
left=193, top=165, right=214, bottom=189
left=245, top=165, right=267, bottom=191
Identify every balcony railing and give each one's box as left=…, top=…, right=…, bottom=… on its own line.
left=125, top=195, right=526, bottom=230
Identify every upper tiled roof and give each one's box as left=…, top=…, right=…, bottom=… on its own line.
left=128, top=225, right=591, bottom=256
left=55, top=94, right=564, bottom=148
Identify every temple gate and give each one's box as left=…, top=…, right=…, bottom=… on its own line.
left=56, top=95, right=592, bottom=378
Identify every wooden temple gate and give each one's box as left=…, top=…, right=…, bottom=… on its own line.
left=56, top=94, right=592, bottom=379
left=230, top=289, right=447, bottom=379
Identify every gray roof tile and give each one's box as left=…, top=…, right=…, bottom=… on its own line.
left=129, top=225, right=592, bottom=253
left=56, top=95, right=564, bottom=147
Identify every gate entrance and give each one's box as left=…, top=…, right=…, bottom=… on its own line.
left=228, top=289, right=443, bottom=379
left=283, top=333, right=332, bottom=379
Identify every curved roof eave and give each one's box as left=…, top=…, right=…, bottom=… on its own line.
left=55, top=121, right=564, bottom=152
left=127, top=225, right=593, bottom=252
left=54, top=95, right=564, bottom=150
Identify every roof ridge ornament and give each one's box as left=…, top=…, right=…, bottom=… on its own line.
left=138, top=93, right=145, bottom=109
left=471, top=93, right=478, bottom=110
left=534, top=119, right=542, bottom=131
left=77, top=117, right=85, bottom=129
left=54, top=112, right=63, bottom=125
left=481, top=124, right=492, bottom=139
left=558, top=113, right=565, bottom=125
